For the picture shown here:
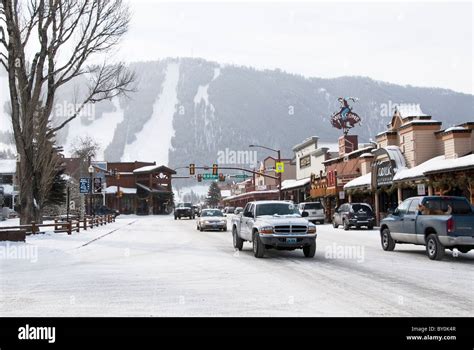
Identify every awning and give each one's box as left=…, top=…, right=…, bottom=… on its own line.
left=344, top=172, right=372, bottom=190
left=281, top=178, right=310, bottom=191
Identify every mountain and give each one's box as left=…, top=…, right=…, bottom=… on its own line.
left=1, top=58, right=473, bottom=180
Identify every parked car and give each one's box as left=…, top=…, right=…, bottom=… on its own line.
left=234, top=207, right=244, bottom=215
left=298, top=202, right=325, bottom=224
left=174, top=202, right=195, bottom=220
left=380, top=196, right=474, bottom=260
left=94, top=205, right=120, bottom=218
left=196, top=209, right=227, bottom=231
left=333, top=203, right=375, bottom=230
left=232, top=200, right=317, bottom=258
left=224, top=206, right=235, bottom=215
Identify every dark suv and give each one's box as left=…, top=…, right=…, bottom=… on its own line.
left=174, top=202, right=195, bottom=220
left=333, top=203, right=375, bottom=230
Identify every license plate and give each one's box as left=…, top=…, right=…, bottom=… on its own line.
left=286, top=238, right=297, bottom=244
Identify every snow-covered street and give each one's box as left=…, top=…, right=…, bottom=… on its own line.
left=0, top=215, right=472, bottom=317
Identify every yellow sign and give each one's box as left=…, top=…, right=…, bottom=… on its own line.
left=275, top=162, right=285, bottom=173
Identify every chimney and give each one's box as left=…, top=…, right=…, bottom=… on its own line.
left=339, top=135, right=358, bottom=156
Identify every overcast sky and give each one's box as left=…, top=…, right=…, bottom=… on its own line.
left=117, top=0, right=473, bottom=94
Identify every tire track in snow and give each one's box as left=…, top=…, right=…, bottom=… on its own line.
left=76, top=220, right=138, bottom=249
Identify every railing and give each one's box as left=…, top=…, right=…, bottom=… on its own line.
left=0, top=214, right=116, bottom=236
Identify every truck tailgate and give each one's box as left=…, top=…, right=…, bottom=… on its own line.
left=451, top=215, right=474, bottom=236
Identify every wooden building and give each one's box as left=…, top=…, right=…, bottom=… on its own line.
left=105, top=162, right=176, bottom=215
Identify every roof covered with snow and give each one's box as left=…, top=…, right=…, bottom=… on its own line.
left=105, top=186, right=137, bottom=194
left=0, top=159, right=16, bottom=174
left=394, top=154, right=474, bottom=181
left=344, top=172, right=372, bottom=190
left=133, top=165, right=176, bottom=174
left=281, top=177, right=310, bottom=191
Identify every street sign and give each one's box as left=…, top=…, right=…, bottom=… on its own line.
left=93, top=177, right=102, bottom=193
left=79, top=178, right=90, bottom=194
left=339, top=191, right=345, bottom=200
left=276, top=162, right=285, bottom=173
left=233, top=174, right=250, bottom=179
left=203, top=174, right=219, bottom=180
left=417, top=183, right=426, bottom=196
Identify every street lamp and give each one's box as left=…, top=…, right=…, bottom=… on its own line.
left=249, top=144, right=282, bottom=200
left=88, top=164, right=94, bottom=216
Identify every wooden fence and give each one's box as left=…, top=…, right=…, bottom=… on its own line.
left=0, top=215, right=116, bottom=236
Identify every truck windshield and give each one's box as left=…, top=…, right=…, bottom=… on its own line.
left=422, top=198, right=472, bottom=215
left=256, top=203, right=300, bottom=217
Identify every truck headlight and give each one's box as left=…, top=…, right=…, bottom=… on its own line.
left=307, top=226, right=316, bottom=234
left=259, top=226, right=274, bottom=234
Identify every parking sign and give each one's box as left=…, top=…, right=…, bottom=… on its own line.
left=79, top=178, right=90, bottom=194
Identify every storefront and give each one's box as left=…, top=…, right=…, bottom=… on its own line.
left=371, top=146, right=407, bottom=224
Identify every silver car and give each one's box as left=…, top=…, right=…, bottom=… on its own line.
left=299, top=202, right=325, bottom=224
left=197, top=209, right=228, bottom=231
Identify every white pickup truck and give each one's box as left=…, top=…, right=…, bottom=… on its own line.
left=231, top=200, right=317, bottom=258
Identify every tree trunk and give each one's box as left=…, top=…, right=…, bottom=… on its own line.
left=18, top=153, right=42, bottom=225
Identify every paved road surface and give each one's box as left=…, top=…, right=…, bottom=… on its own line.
left=1, top=215, right=472, bottom=316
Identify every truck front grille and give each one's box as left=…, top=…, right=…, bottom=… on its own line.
left=274, top=225, right=307, bottom=234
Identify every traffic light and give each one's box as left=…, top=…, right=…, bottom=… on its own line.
left=212, top=163, right=218, bottom=176
left=219, top=173, right=225, bottom=182
left=189, top=163, right=195, bottom=175
left=197, top=174, right=202, bottom=182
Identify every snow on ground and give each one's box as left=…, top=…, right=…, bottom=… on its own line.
left=122, top=62, right=180, bottom=165
left=62, top=98, right=124, bottom=159
left=1, top=215, right=472, bottom=317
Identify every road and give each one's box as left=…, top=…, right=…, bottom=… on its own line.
left=0, top=214, right=473, bottom=316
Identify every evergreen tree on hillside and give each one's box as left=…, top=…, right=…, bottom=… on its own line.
left=206, top=182, right=221, bottom=208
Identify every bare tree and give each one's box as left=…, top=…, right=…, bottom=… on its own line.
left=71, top=136, right=100, bottom=161
left=0, top=0, right=135, bottom=224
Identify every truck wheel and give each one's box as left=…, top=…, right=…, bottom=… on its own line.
left=381, top=228, right=395, bottom=251
left=426, top=234, right=445, bottom=260
left=232, top=227, right=243, bottom=251
left=200, top=226, right=204, bottom=232
left=368, top=225, right=374, bottom=230
left=303, top=241, right=316, bottom=258
left=174, top=216, right=177, bottom=220
left=343, top=220, right=350, bottom=231
left=253, top=231, right=265, bottom=258
left=332, top=221, right=338, bottom=229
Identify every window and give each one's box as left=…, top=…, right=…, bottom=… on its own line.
left=351, top=204, right=373, bottom=214
left=407, top=199, right=420, bottom=214
left=396, top=199, right=411, bottom=215
left=303, top=202, right=323, bottom=210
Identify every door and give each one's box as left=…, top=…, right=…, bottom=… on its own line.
left=403, top=198, right=421, bottom=243
left=389, top=199, right=411, bottom=241
left=241, top=204, right=254, bottom=241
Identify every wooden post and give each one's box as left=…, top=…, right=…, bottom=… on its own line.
left=83, top=217, right=87, bottom=230
left=90, top=216, right=94, bottom=229
left=67, top=221, right=72, bottom=235
left=54, top=218, right=58, bottom=231
left=31, top=221, right=37, bottom=234
left=76, top=220, right=80, bottom=233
